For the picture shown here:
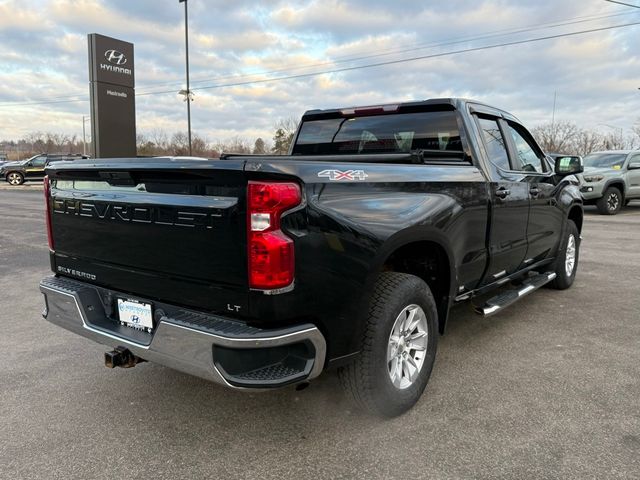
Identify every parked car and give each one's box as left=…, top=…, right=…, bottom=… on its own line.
left=39, top=98, right=584, bottom=417
left=579, top=150, right=640, bottom=214
left=0, top=152, right=8, bottom=163
left=1, top=153, right=88, bottom=185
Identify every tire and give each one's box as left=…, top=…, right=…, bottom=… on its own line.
left=596, top=186, right=622, bottom=215
left=549, top=220, right=580, bottom=290
left=6, top=171, right=24, bottom=186
left=338, top=272, right=438, bottom=417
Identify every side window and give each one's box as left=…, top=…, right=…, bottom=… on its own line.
left=31, top=155, right=47, bottom=167
left=507, top=124, right=545, bottom=173
left=477, top=117, right=510, bottom=171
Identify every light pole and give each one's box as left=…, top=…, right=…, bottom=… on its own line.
left=179, top=0, right=192, bottom=156
left=82, top=115, right=90, bottom=156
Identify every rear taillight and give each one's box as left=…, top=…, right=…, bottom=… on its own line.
left=44, top=175, right=54, bottom=251
left=247, top=181, right=301, bottom=290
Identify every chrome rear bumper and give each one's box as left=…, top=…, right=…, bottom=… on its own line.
left=40, top=276, right=326, bottom=388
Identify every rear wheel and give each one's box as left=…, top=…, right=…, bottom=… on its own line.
left=6, top=172, right=24, bottom=185
left=549, top=220, right=580, bottom=290
left=596, top=186, right=622, bottom=215
left=339, top=272, right=438, bottom=417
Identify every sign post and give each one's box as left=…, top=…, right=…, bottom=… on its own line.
left=88, top=33, right=136, bottom=158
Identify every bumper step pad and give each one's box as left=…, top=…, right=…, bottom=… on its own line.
left=40, top=275, right=326, bottom=388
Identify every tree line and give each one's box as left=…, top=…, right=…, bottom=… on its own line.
left=1, top=118, right=638, bottom=161
left=532, top=121, right=640, bottom=156
left=0, top=118, right=298, bottom=161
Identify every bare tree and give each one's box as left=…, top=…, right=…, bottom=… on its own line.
left=275, top=117, right=298, bottom=137
left=170, top=132, right=190, bottom=155
left=573, top=130, right=604, bottom=157
left=191, top=135, right=208, bottom=156
left=150, top=129, right=169, bottom=152
left=531, top=121, right=579, bottom=154
left=602, top=130, right=626, bottom=150
left=24, top=132, right=46, bottom=153
left=215, top=136, right=252, bottom=154
left=136, top=133, right=156, bottom=156
left=632, top=126, right=640, bottom=145
left=44, top=133, right=72, bottom=153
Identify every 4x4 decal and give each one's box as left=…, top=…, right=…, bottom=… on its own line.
left=318, top=169, right=368, bottom=181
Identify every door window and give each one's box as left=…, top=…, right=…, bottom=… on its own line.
left=31, top=155, right=47, bottom=167
left=628, top=155, right=640, bottom=169
left=477, top=117, right=510, bottom=171
left=507, top=124, right=545, bottom=173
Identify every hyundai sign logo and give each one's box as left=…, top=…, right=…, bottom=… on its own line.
left=104, top=49, right=127, bottom=65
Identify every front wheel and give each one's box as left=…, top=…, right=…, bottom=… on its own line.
left=549, top=220, right=580, bottom=290
left=596, top=186, right=622, bottom=215
left=338, top=272, right=438, bottom=417
left=6, top=172, right=24, bottom=185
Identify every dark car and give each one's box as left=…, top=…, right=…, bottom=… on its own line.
left=40, top=98, right=584, bottom=417
left=2, top=153, right=88, bottom=185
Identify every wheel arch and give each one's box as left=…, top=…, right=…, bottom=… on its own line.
left=371, top=228, right=456, bottom=335
left=567, top=204, right=584, bottom=233
left=604, top=180, right=626, bottom=198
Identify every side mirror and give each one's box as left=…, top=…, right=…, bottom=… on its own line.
left=555, top=156, right=583, bottom=176
left=628, top=161, right=640, bottom=170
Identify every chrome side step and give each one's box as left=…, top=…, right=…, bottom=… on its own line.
left=473, top=272, right=556, bottom=317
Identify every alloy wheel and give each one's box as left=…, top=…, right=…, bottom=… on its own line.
left=387, top=304, right=429, bottom=390
left=607, top=192, right=619, bottom=212
left=565, top=234, right=576, bottom=277
left=8, top=173, right=22, bottom=185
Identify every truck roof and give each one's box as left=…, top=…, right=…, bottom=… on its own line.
left=302, top=97, right=519, bottom=122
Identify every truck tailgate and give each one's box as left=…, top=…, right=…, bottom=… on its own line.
left=47, top=158, right=248, bottom=314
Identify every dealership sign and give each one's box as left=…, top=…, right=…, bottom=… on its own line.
left=88, top=33, right=136, bottom=158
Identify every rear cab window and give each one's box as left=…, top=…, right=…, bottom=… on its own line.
left=292, top=109, right=464, bottom=158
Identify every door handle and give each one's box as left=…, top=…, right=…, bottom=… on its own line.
left=495, top=188, right=511, bottom=199
left=530, top=187, right=540, bottom=196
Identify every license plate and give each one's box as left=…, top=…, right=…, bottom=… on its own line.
left=117, top=298, right=154, bottom=332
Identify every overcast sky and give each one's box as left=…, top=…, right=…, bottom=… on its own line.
left=0, top=0, right=639, bottom=143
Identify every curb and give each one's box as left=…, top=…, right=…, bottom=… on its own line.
left=0, top=183, right=44, bottom=191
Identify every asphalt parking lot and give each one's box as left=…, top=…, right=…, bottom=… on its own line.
left=1, top=189, right=639, bottom=479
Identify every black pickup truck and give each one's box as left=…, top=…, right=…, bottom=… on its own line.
left=40, top=98, right=584, bottom=416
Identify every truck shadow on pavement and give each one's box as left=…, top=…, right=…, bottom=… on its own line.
left=77, top=203, right=639, bottom=439
left=92, top=287, right=550, bottom=432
